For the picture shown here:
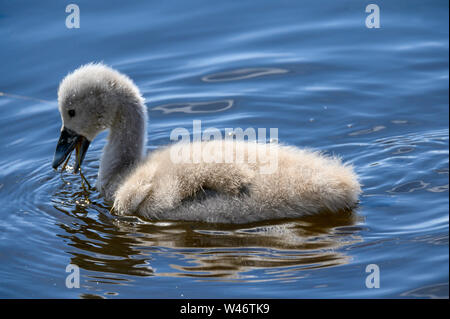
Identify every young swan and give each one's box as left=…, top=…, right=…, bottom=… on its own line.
left=52, top=63, right=361, bottom=224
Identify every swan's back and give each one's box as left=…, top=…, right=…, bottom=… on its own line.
left=113, top=140, right=361, bottom=223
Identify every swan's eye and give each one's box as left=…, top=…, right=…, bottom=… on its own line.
left=68, top=109, right=76, bottom=117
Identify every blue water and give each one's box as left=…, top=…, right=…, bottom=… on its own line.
left=0, top=0, right=448, bottom=298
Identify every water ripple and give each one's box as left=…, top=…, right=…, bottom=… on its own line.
left=202, top=67, right=288, bottom=82
left=152, top=99, right=233, bottom=114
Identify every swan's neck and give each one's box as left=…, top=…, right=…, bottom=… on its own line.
left=97, top=102, right=147, bottom=199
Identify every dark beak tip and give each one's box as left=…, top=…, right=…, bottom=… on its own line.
left=52, top=154, right=64, bottom=170
left=52, top=127, right=90, bottom=173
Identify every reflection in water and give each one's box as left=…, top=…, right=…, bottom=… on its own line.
left=202, top=68, right=288, bottom=82
left=0, top=91, right=54, bottom=104
left=152, top=99, right=233, bottom=114
left=375, top=129, right=449, bottom=147
left=349, top=125, right=386, bottom=136
left=392, top=147, right=415, bottom=155
left=52, top=185, right=362, bottom=285
left=401, top=283, right=449, bottom=299
left=389, top=181, right=429, bottom=194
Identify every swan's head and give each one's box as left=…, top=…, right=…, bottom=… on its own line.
left=52, top=63, right=144, bottom=172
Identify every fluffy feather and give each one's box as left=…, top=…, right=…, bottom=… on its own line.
left=56, top=63, right=361, bottom=223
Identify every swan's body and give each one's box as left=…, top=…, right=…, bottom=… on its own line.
left=52, top=63, right=361, bottom=223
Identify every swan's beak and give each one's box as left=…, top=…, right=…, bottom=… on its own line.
left=52, top=127, right=90, bottom=173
